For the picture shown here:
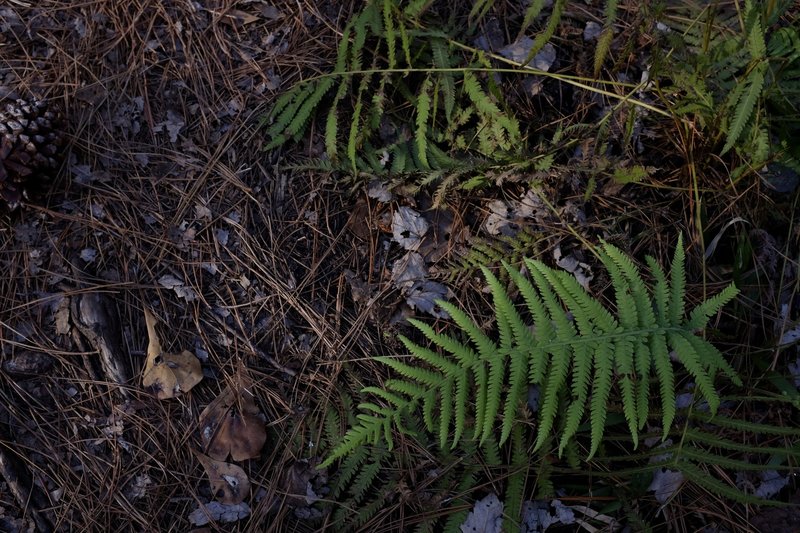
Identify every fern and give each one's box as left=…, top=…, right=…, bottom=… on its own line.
left=416, top=75, right=433, bottom=169
left=660, top=0, right=800, bottom=167
left=263, top=0, right=525, bottom=180
left=321, top=236, right=740, bottom=467
left=592, top=406, right=800, bottom=505
left=524, top=0, right=565, bottom=67
left=593, top=0, right=618, bottom=77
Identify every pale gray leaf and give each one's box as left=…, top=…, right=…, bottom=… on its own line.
left=158, top=274, right=184, bottom=289
left=521, top=500, right=576, bottom=533
left=367, top=179, right=393, bottom=202
left=392, top=207, right=429, bottom=250
left=648, top=468, right=684, bottom=504
left=80, top=248, right=97, bottom=263
left=584, top=21, right=603, bottom=41
left=406, top=280, right=450, bottom=318
left=391, top=252, right=427, bottom=290
left=484, top=200, right=512, bottom=236
left=188, top=501, right=250, bottom=526
left=460, top=493, right=503, bottom=533
left=499, top=38, right=556, bottom=71
left=755, top=470, right=789, bottom=499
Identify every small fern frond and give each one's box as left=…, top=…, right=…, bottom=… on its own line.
left=415, top=75, right=433, bottom=169
left=526, top=0, right=565, bottom=67
left=722, top=62, right=766, bottom=154
left=504, top=424, right=528, bottom=530
left=431, top=38, right=455, bottom=121
left=325, top=78, right=351, bottom=159
left=678, top=461, right=782, bottom=506
left=517, top=0, right=546, bottom=40
left=669, top=332, right=720, bottom=413
left=593, top=0, right=618, bottom=77
left=383, top=0, right=397, bottom=69
left=589, top=342, right=615, bottom=458
left=668, top=234, right=687, bottom=325
left=686, top=283, right=739, bottom=330
left=321, top=417, right=384, bottom=468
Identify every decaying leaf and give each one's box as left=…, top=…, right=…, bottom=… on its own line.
left=188, top=501, right=250, bottom=526
left=196, top=452, right=250, bottom=505
left=521, top=500, right=577, bottom=533
left=199, top=376, right=267, bottom=461
left=278, top=460, right=322, bottom=508
left=392, top=206, right=429, bottom=250
left=141, top=308, right=203, bottom=399
left=460, top=492, right=503, bottom=533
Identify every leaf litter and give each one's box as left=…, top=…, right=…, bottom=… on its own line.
left=195, top=452, right=251, bottom=505
left=141, top=307, right=203, bottom=399
left=198, top=375, right=267, bottom=462
left=460, top=492, right=503, bottom=533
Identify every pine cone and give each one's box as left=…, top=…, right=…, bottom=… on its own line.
left=0, top=97, right=64, bottom=211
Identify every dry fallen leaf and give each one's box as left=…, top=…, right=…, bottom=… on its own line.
left=196, top=452, right=250, bottom=505
left=199, top=376, right=267, bottom=461
left=141, top=308, right=203, bottom=399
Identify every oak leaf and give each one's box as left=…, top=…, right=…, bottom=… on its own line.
left=141, top=307, right=203, bottom=399
left=199, top=378, right=266, bottom=461
left=195, top=452, right=250, bottom=505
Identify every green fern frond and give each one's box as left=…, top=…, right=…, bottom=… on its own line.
left=415, top=75, right=433, bottom=169
left=404, top=0, right=432, bottom=19
left=678, top=461, right=784, bottom=506
left=348, top=73, right=373, bottom=171
left=593, top=0, right=618, bottom=77
left=322, top=237, right=741, bottom=468
left=668, top=234, right=687, bottom=325
left=431, top=38, right=455, bottom=121
left=504, top=424, right=527, bottom=531
left=525, top=0, right=565, bottom=67
left=383, top=0, right=397, bottom=69
left=722, top=62, right=766, bottom=154
left=517, top=0, right=546, bottom=40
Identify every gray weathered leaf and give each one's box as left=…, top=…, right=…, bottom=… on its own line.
left=755, top=470, right=789, bottom=499
left=648, top=468, right=684, bottom=504
left=367, top=180, right=393, bottom=202
left=554, top=246, right=593, bottom=290
left=484, top=200, right=512, bottom=236
left=188, top=501, right=250, bottom=526
left=584, top=21, right=603, bottom=41
left=391, top=252, right=427, bottom=290
left=406, top=280, right=450, bottom=318
left=499, top=38, right=556, bottom=71
left=460, top=493, right=503, bottom=533
left=158, top=274, right=198, bottom=302
left=521, top=499, right=576, bottom=533
left=392, top=207, right=429, bottom=250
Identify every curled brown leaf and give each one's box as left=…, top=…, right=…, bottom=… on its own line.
left=195, top=452, right=250, bottom=505
left=141, top=308, right=203, bottom=399
left=199, top=379, right=266, bottom=461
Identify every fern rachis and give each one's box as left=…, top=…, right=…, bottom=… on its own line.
left=321, top=236, right=740, bottom=467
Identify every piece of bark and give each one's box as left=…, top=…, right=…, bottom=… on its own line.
left=71, top=291, right=131, bottom=397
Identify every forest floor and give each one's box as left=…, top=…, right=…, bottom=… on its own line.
left=1, top=1, right=799, bottom=532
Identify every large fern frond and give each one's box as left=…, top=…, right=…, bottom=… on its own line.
left=321, top=237, right=740, bottom=467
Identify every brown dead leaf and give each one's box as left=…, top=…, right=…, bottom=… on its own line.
left=196, top=452, right=250, bottom=505
left=199, top=377, right=266, bottom=461
left=141, top=308, right=203, bottom=399
left=54, top=295, right=72, bottom=335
